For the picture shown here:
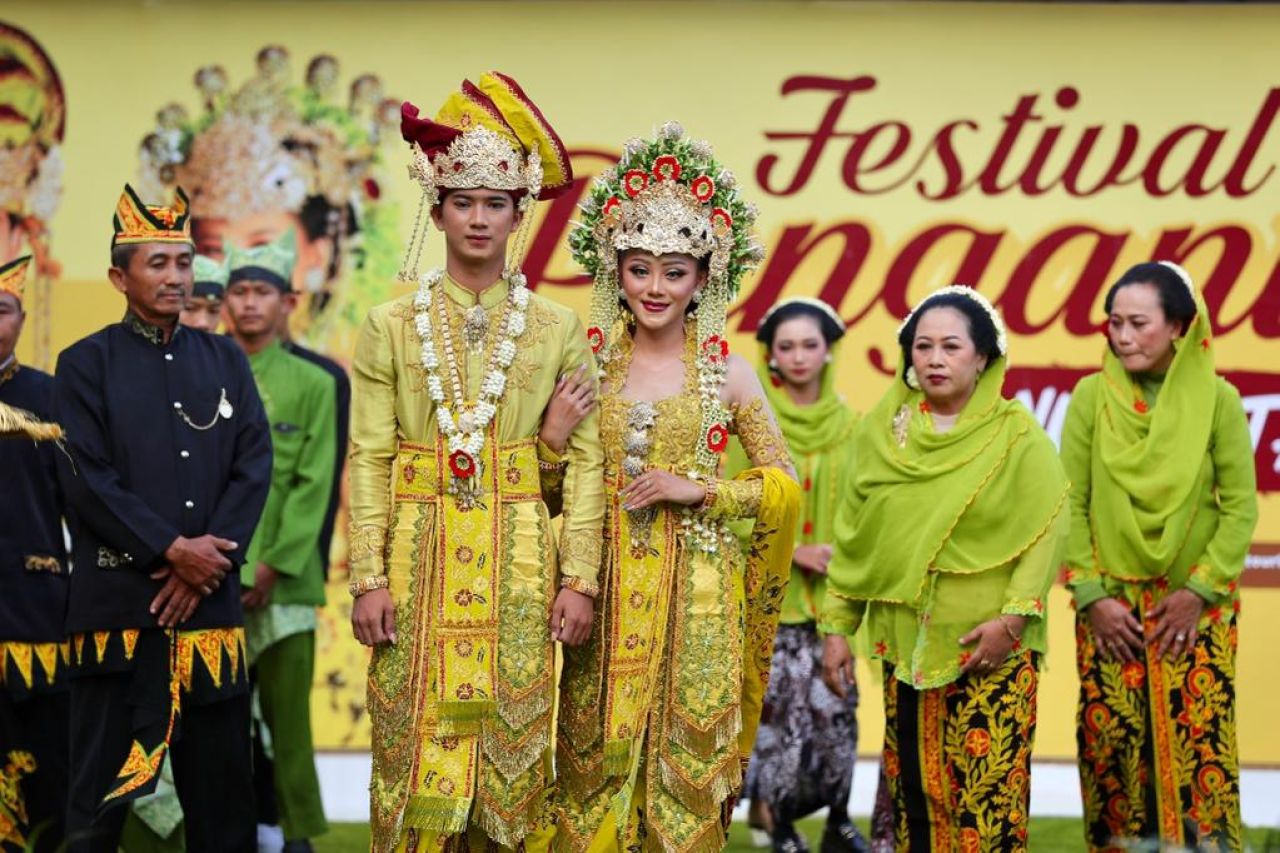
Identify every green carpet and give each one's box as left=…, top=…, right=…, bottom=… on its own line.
left=314, top=818, right=1280, bottom=851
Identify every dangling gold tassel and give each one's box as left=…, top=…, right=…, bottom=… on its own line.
left=0, top=402, right=63, bottom=441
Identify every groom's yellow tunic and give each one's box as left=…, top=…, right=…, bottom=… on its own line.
left=348, top=275, right=604, bottom=852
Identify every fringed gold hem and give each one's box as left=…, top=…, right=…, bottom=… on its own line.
left=647, top=817, right=727, bottom=853
left=656, top=752, right=740, bottom=815
left=436, top=700, right=497, bottom=733
left=473, top=787, right=542, bottom=849
left=665, top=705, right=741, bottom=759
left=554, top=743, right=609, bottom=804
left=481, top=718, right=550, bottom=782
left=400, top=793, right=472, bottom=838
left=496, top=679, right=553, bottom=730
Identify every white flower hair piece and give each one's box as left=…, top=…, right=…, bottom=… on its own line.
left=896, top=284, right=1009, bottom=356
left=1157, top=260, right=1196, bottom=297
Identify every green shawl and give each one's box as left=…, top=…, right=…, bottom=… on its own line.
left=1089, top=286, right=1217, bottom=580
left=751, top=349, right=858, bottom=622
left=827, top=357, right=1067, bottom=607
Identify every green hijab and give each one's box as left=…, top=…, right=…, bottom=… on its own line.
left=827, top=295, right=1068, bottom=608
left=1089, top=265, right=1217, bottom=580
left=757, top=351, right=858, bottom=458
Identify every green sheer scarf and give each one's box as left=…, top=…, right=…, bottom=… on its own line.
left=756, top=345, right=858, bottom=458
left=1089, top=287, right=1216, bottom=580
left=744, top=346, right=859, bottom=622
left=827, top=356, right=1067, bottom=607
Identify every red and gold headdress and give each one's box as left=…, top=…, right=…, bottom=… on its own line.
left=398, top=71, right=572, bottom=280
left=575, top=123, right=766, bottom=533
left=112, top=184, right=192, bottom=248
left=0, top=255, right=31, bottom=302
left=0, top=22, right=65, bottom=278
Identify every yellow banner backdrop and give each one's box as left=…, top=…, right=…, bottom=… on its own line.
left=4, top=1, right=1279, bottom=763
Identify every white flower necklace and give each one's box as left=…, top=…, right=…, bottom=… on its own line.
left=413, top=268, right=529, bottom=489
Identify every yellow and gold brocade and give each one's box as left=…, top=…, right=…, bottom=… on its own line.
left=348, top=275, right=604, bottom=852
left=555, top=336, right=798, bottom=853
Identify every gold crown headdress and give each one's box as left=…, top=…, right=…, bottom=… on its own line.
left=398, top=71, right=573, bottom=282
left=573, top=123, right=766, bottom=535
left=137, top=46, right=399, bottom=222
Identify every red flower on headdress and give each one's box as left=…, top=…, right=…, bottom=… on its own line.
left=700, top=334, right=729, bottom=363
left=1134, top=399, right=1149, bottom=414
left=363, top=178, right=382, bottom=200
left=602, top=197, right=622, bottom=217
left=706, top=423, right=729, bottom=454
left=587, top=326, right=606, bottom=354
left=709, top=207, right=733, bottom=234
left=691, top=175, right=716, bottom=203
left=623, top=170, right=649, bottom=198
left=448, top=449, right=477, bottom=479
left=652, top=155, right=682, bottom=182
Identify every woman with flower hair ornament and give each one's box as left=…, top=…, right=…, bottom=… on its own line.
left=1061, top=262, right=1256, bottom=851
left=347, top=72, right=604, bottom=853
left=550, top=122, right=800, bottom=853
left=820, top=286, right=1068, bottom=851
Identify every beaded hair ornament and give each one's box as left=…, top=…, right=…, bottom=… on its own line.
left=572, top=121, right=766, bottom=482
left=896, top=285, right=1008, bottom=390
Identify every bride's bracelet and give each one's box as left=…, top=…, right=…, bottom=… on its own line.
left=349, top=575, right=390, bottom=599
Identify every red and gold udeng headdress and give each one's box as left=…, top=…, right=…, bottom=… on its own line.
left=397, top=71, right=572, bottom=281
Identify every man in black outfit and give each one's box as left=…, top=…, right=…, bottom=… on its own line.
left=52, top=185, right=272, bottom=853
left=0, top=255, right=70, bottom=853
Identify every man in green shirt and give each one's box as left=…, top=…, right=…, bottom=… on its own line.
left=223, top=230, right=335, bottom=853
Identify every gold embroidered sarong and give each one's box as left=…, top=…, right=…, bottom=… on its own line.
left=369, top=436, right=557, bottom=851
left=555, top=340, right=799, bottom=853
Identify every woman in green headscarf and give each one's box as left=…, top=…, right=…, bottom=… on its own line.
left=731, top=298, right=867, bottom=853
left=820, top=286, right=1068, bottom=851
left=1062, top=262, right=1257, bottom=852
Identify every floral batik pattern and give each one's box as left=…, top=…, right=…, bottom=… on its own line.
left=883, top=653, right=1037, bottom=852
left=746, top=623, right=858, bottom=822
left=1075, top=589, right=1241, bottom=852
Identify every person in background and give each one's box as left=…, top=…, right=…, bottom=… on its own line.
left=734, top=297, right=867, bottom=853
left=822, top=285, right=1068, bottom=852
left=1062, top=261, right=1257, bottom=851
left=178, top=255, right=226, bottom=333
left=276, top=319, right=349, bottom=582
left=0, top=255, right=69, bottom=853
left=223, top=231, right=335, bottom=853
left=53, top=185, right=271, bottom=853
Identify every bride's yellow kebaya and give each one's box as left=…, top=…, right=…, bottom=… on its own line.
left=554, top=123, right=800, bottom=853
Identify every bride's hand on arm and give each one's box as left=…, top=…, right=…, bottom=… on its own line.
left=619, top=469, right=705, bottom=510
left=538, top=365, right=595, bottom=455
